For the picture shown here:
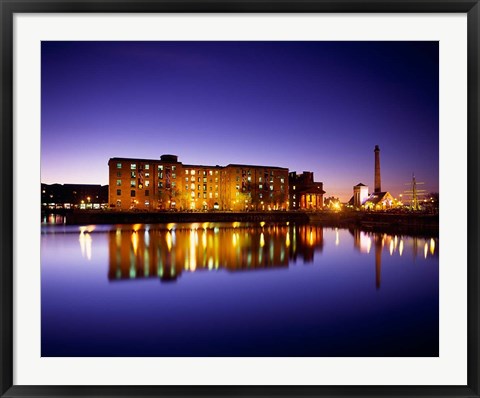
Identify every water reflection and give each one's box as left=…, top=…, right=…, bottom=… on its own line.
left=351, top=229, right=438, bottom=289
left=104, top=223, right=437, bottom=285
left=107, top=223, right=324, bottom=282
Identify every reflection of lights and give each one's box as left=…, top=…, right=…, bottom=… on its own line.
left=232, top=233, right=237, bottom=247
left=133, top=223, right=142, bottom=232
left=389, top=240, right=394, bottom=256
left=424, top=242, right=428, bottom=259
left=394, top=235, right=398, bottom=251
left=208, top=257, right=214, bottom=270
left=366, top=237, right=372, bottom=254
left=430, top=238, right=435, bottom=255
left=79, top=230, right=92, bottom=260
left=335, top=228, right=339, bottom=246
left=189, top=230, right=197, bottom=271
left=232, top=222, right=240, bottom=229
left=260, top=233, right=265, bottom=248
left=202, top=231, right=207, bottom=248
left=131, top=231, right=139, bottom=255
left=202, top=222, right=209, bottom=229
left=310, top=230, right=315, bottom=246
left=166, top=231, right=172, bottom=251
left=286, top=232, right=290, bottom=248
left=166, top=223, right=176, bottom=231
left=399, top=240, right=404, bottom=256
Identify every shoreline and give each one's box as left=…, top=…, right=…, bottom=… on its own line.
left=50, top=210, right=439, bottom=236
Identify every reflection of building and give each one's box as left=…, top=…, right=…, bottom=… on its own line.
left=41, top=183, right=108, bottom=210
left=288, top=171, right=325, bottom=210
left=107, top=223, right=324, bottom=283
left=108, top=155, right=289, bottom=211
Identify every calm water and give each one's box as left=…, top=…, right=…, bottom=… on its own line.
left=41, top=221, right=439, bottom=357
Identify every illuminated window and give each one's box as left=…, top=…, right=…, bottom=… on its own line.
left=203, top=177, right=207, bottom=183
left=172, top=182, right=176, bottom=188
left=197, top=193, right=201, bottom=198
left=209, top=192, right=213, bottom=198
left=215, top=192, right=218, bottom=198
left=270, top=186, right=274, bottom=191
left=116, top=189, right=121, bottom=195
left=259, top=193, right=263, bottom=199
left=270, top=177, right=274, bottom=183
left=158, top=165, right=163, bottom=170
left=145, top=200, right=150, bottom=206
left=145, top=172, right=150, bottom=178
left=185, top=185, right=189, bottom=190
left=172, top=173, right=176, bottom=179
left=203, top=193, right=207, bottom=199
left=281, top=185, right=284, bottom=191
left=131, top=190, right=135, bottom=197
left=197, top=177, right=200, bottom=182
left=172, top=166, right=176, bottom=171
left=191, top=176, right=195, bottom=182
left=215, top=170, right=219, bottom=174
left=145, top=190, right=149, bottom=196
left=130, top=180, right=136, bottom=187
left=209, top=170, right=213, bottom=176
left=145, top=181, right=150, bottom=187
left=191, top=191, right=195, bottom=198
left=203, top=184, right=206, bottom=191
left=236, top=185, right=240, bottom=190
left=185, top=170, right=189, bottom=175
left=293, top=186, right=296, bottom=190
left=191, top=170, right=196, bottom=175
left=131, top=171, right=136, bottom=178
left=203, top=170, right=207, bottom=176
left=293, top=194, right=296, bottom=199
left=145, top=164, right=149, bottom=170
left=198, top=185, right=201, bottom=190
left=236, top=176, right=240, bottom=182
left=247, top=176, right=251, bottom=182
left=280, top=178, right=285, bottom=183
left=215, top=185, right=218, bottom=191
left=158, top=172, right=163, bottom=179
left=116, top=163, right=122, bottom=169
left=158, top=181, right=163, bottom=188
left=191, top=183, right=195, bottom=190
left=215, top=178, right=218, bottom=183
left=116, top=180, right=122, bottom=186
left=116, top=200, right=121, bottom=206
left=270, top=193, right=273, bottom=198
left=131, top=164, right=136, bottom=170
left=259, top=184, right=263, bottom=189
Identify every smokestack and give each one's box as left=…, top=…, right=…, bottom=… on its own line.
left=374, top=145, right=381, bottom=193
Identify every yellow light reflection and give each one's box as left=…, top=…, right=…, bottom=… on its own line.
left=430, top=238, right=435, bottom=255
left=260, top=221, right=265, bottom=228
left=166, top=223, right=176, bottom=231
left=133, top=223, right=142, bottom=232
left=166, top=231, right=172, bottom=252
left=424, top=242, right=428, bottom=259
left=260, top=232, right=265, bottom=247
left=399, top=240, right=404, bottom=256
left=389, top=240, right=394, bottom=256
left=335, top=228, right=339, bottom=246
left=286, top=232, right=290, bottom=248
left=131, top=231, right=139, bottom=255
left=202, top=231, right=207, bottom=248
left=232, top=222, right=240, bottom=229
left=189, top=230, right=197, bottom=271
left=232, top=233, right=237, bottom=247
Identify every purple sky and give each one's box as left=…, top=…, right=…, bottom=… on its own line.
left=41, top=41, right=438, bottom=201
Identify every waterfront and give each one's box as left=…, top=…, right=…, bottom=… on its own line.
left=41, top=221, right=439, bottom=357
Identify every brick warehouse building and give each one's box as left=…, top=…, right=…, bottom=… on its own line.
left=108, top=154, right=291, bottom=211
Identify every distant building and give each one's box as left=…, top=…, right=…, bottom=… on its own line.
left=363, top=191, right=395, bottom=210
left=41, top=183, right=108, bottom=209
left=288, top=171, right=325, bottom=210
left=353, top=183, right=369, bottom=208
left=108, top=154, right=289, bottom=211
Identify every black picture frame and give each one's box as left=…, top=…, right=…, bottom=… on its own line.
left=1, top=1, right=479, bottom=397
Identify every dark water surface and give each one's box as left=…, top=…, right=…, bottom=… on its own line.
left=41, top=221, right=439, bottom=357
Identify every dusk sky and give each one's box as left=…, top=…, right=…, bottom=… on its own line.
left=41, top=41, right=438, bottom=201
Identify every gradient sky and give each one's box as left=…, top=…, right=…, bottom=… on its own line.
left=41, top=41, right=438, bottom=201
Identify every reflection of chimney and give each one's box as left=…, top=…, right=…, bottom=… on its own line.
left=374, top=145, right=381, bottom=193
left=375, top=234, right=382, bottom=289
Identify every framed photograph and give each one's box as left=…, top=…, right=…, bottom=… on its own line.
left=1, top=1, right=479, bottom=397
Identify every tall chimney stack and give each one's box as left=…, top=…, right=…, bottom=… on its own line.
left=374, top=145, right=381, bottom=193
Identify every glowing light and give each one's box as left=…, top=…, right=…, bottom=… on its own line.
left=399, top=240, right=404, bottom=256
left=286, top=232, right=290, bottom=248
left=335, top=228, right=339, bottom=246
left=133, top=223, right=142, bottom=232
left=389, top=240, right=394, bottom=256
left=394, top=235, right=398, bottom=251
left=232, top=233, right=237, bottom=247
left=260, top=221, right=265, bottom=228
left=166, top=231, right=172, bottom=251
left=310, top=230, right=315, bottom=246
left=430, top=238, right=435, bottom=255
left=366, top=237, right=372, bottom=254
left=131, top=231, right=139, bottom=255
left=189, top=230, right=197, bottom=271
left=424, top=242, right=428, bottom=259
left=260, top=233, right=265, bottom=248
left=202, top=231, right=207, bottom=248
left=232, top=222, right=240, bottom=229
left=166, top=223, right=176, bottom=231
